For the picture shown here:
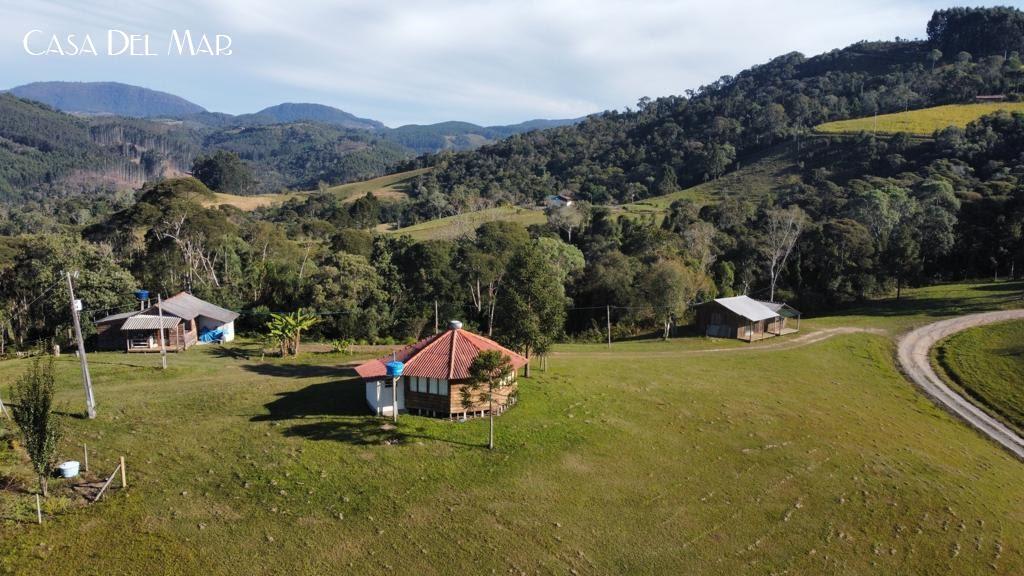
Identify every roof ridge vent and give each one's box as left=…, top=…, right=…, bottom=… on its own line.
left=448, top=320, right=463, bottom=331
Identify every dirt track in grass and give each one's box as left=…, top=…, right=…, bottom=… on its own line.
left=897, top=309, right=1024, bottom=460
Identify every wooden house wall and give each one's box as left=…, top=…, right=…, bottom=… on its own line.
left=95, top=322, right=125, bottom=350
left=404, top=377, right=451, bottom=414
left=401, top=375, right=519, bottom=416
left=696, top=302, right=742, bottom=337
left=449, top=377, right=518, bottom=414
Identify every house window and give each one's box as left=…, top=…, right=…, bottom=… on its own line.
left=429, top=378, right=438, bottom=394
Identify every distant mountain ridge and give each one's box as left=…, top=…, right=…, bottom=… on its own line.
left=239, top=102, right=386, bottom=131
left=8, top=81, right=206, bottom=118
left=5, top=81, right=583, bottom=154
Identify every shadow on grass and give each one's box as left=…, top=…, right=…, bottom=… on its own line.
left=249, top=371, right=480, bottom=447
left=242, top=362, right=354, bottom=380
left=828, top=281, right=1024, bottom=319
left=250, top=373, right=366, bottom=421
left=281, top=420, right=407, bottom=445
left=207, top=345, right=254, bottom=361
left=972, top=281, right=1024, bottom=292
left=79, top=358, right=157, bottom=369
left=4, top=402, right=88, bottom=420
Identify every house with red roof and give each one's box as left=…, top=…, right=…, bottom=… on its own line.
left=355, top=321, right=528, bottom=418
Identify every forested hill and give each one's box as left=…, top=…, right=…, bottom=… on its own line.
left=0, top=94, right=201, bottom=203
left=237, top=103, right=386, bottom=131
left=387, top=118, right=580, bottom=153
left=2, top=7, right=1023, bottom=351
left=0, top=94, right=408, bottom=203
left=8, top=81, right=206, bottom=117
left=401, top=6, right=1024, bottom=214
left=0, top=83, right=581, bottom=202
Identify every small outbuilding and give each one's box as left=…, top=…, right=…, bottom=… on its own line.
left=355, top=321, right=528, bottom=419
left=94, top=292, right=238, bottom=352
left=695, top=295, right=800, bottom=342
left=544, top=192, right=575, bottom=208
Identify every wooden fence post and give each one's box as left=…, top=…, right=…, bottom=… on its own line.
left=83, top=444, right=89, bottom=473
left=36, top=494, right=42, bottom=524
left=119, top=456, right=127, bottom=489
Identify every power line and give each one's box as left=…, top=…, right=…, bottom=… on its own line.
left=5, top=276, right=66, bottom=323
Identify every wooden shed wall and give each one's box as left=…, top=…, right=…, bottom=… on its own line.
left=95, top=322, right=125, bottom=350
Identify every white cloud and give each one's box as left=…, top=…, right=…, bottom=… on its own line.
left=2, top=0, right=1021, bottom=125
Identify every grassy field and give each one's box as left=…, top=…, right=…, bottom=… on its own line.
left=933, top=319, right=1024, bottom=436
left=205, top=169, right=429, bottom=212
left=382, top=206, right=547, bottom=241
left=815, top=103, right=1024, bottom=137
left=1, top=281, right=1023, bottom=575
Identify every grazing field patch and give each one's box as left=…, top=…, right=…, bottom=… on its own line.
left=384, top=206, right=547, bottom=240
left=933, top=319, right=1024, bottom=435
left=814, top=103, right=1024, bottom=136
left=203, top=169, right=428, bottom=211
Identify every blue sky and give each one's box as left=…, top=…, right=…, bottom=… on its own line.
left=2, top=0, right=1020, bottom=127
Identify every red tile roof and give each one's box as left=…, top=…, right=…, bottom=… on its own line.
left=354, top=328, right=528, bottom=380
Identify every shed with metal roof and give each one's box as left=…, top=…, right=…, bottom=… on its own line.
left=695, top=296, right=800, bottom=342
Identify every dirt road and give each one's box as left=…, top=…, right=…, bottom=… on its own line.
left=552, top=327, right=887, bottom=359
left=896, top=309, right=1024, bottom=460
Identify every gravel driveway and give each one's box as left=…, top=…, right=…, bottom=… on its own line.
left=897, top=309, right=1024, bottom=460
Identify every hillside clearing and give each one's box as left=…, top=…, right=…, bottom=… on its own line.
left=383, top=206, right=547, bottom=240
left=618, top=145, right=799, bottom=218
left=323, top=168, right=429, bottom=203
left=385, top=146, right=799, bottom=239
left=1, top=282, right=1023, bottom=574
left=814, top=102, right=1024, bottom=136
left=203, top=169, right=428, bottom=211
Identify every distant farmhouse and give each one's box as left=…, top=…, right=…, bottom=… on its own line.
left=95, top=292, right=238, bottom=352
left=355, top=321, right=528, bottom=419
left=544, top=192, right=575, bottom=208
left=695, top=296, right=800, bottom=342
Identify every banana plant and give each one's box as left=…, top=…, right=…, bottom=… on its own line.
left=265, top=311, right=319, bottom=357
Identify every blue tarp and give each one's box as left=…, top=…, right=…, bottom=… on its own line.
left=199, top=327, right=225, bottom=343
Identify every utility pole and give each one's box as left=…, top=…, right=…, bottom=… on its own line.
left=390, top=352, right=399, bottom=424
left=157, top=294, right=168, bottom=370
left=66, top=271, right=96, bottom=419
left=606, top=305, right=612, bottom=348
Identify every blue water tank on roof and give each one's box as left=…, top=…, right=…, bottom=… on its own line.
left=385, top=360, right=404, bottom=378
left=135, top=289, right=150, bottom=301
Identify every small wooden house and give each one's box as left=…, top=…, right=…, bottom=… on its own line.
left=94, top=292, right=238, bottom=352
left=695, top=295, right=800, bottom=342
left=355, top=321, right=528, bottom=419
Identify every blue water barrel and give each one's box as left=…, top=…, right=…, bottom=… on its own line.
left=135, top=289, right=150, bottom=301
left=385, top=360, right=404, bottom=378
